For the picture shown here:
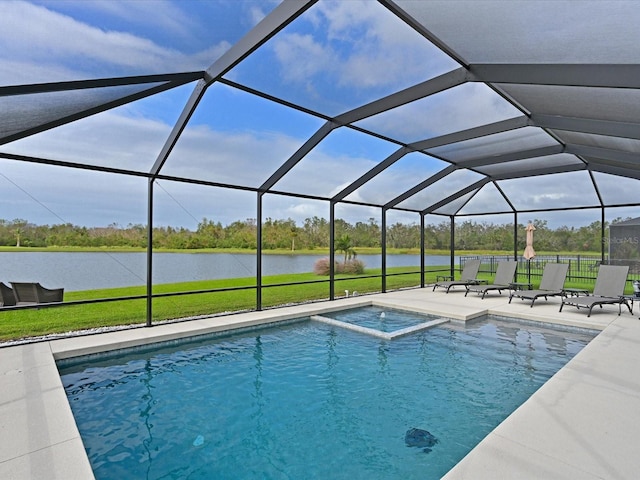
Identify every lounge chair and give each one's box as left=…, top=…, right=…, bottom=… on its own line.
left=432, top=259, right=482, bottom=293
left=10, top=282, right=64, bottom=305
left=465, top=260, right=517, bottom=299
left=560, top=265, right=631, bottom=317
left=0, top=282, right=16, bottom=307
left=509, top=263, right=569, bottom=307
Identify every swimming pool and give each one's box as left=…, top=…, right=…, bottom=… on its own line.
left=59, top=310, right=596, bottom=479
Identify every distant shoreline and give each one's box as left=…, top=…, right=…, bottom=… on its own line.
left=0, top=246, right=599, bottom=256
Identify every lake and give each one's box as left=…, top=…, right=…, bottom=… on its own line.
left=0, top=252, right=455, bottom=292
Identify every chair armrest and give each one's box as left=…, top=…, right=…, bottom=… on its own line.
left=39, top=287, right=64, bottom=303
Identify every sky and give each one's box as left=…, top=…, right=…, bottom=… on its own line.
left=0, top=0, right=635, bottom=231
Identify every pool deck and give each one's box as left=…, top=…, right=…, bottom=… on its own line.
left=1, top=287, right=639, bottom=479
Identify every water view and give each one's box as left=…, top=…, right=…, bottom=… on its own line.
left=0, top=252, right=455, bottom=292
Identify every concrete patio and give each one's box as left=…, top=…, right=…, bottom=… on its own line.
left=1, top=287, right=638, bottom=479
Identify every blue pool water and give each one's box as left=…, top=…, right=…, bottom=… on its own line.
left=327, top=306, right=443, bottom=332
left=59, top=313, right=596, bottom=480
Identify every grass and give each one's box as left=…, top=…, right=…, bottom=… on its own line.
left=0, top=262, right=625, bottom=342
left=0, top=267, right=440, bottom=341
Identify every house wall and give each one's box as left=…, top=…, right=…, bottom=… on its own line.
left=609, top=224, right=640, bottom=273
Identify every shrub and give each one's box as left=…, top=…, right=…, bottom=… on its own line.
left=313, top=257, right=333, bottom=275
left=313, top=258, right=365, bottom=275
left=339, top=259, right=365, bottom=274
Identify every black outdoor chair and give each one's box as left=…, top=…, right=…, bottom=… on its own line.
left=10, top=282, right=64, bottom=305
left=560, top=265, right=631, bottom=317
left=0, top=282, right=16, bottom=307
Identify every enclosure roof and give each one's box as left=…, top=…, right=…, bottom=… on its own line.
left=2, top=0, right=640, bottom=220
left=611, top=217, right=640, bottom=227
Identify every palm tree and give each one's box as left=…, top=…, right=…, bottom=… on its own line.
left=14, top=223, right=26, bottom=247
left=335, top=234, right=355, bottom=263
left=290, top=226, right=298, bottom=252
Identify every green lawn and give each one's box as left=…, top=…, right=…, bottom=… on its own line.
left=0, top=264, right=620, bottom=342
left=0, top=267, right=442, bottom=341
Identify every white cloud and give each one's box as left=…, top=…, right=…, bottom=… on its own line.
left=274, top=32, right=334, bottom=81
left=356, top=83, right=521, bottom=142
left=272, top=148, right=378, bottom=198
left=261, top=196, right=328, bottom=224
left=0, top=1, right=230, bottom=84
left=152, top=181, right=256, bottom=228
left=247, top=3, right=273, bottom=27
left=1, top=107, right=336, bottom=226
left=2, top=0, right=629, bottom=232
left=65, top=0, right=197, bottom=41
left=164, top=125, right=305, bottom=187
left=0, top=158, right=148, bottom=226
left=499, top=172, right=600, bottom=212
left=347, top=169, right=434, bottom=206
left=319, top=0, right=450, bottom=88
left=4, top=110, right=171, bottom=170
left=2, top=3, right=170, bottom=65
left=0, top=59, right=84, bottom=87
left=272, top=0, right=455, bottom=92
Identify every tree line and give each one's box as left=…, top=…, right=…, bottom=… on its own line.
left=0, top=217, right=619, bottom=253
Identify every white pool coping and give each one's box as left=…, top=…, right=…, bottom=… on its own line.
left=310, top=313, right=450, bottom=339
left=1, top=287, right=638, bottom=479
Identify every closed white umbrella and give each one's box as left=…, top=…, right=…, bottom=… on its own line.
left=523, top=221, right=536, bottom=260
left=523, top=221, right=536, bottom=284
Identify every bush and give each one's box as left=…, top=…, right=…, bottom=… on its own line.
left=313, top=258, right=365, bottom=275
left=339, top=259, right=365, bottom=274
left=313, top=257, right=333, bottom=275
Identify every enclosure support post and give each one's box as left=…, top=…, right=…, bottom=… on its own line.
left=601, top=207, right=606, bottom=263
left=381, top=208, right=387, bottom=293
left=513, top=211, right=519, bottom=282
left=329, top=201, right=335, bottom=300
left=449, top=216, right=455, bottom=278
left=257, top=193, right=263, bottom=311
left=513, top=212, right=518, bottom=261
left=420, top=213, right=425, bottom=288
left=146, top=179, right=154, bottom=327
